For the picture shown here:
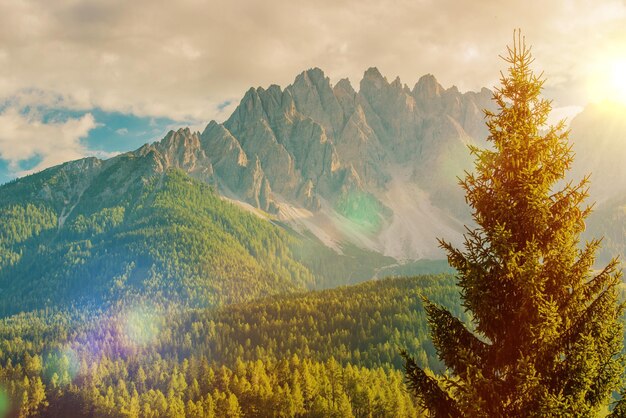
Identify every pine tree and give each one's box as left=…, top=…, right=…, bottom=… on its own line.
left=402, top=31, right=625, bottom=417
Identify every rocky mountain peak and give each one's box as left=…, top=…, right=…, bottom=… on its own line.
left=161, top=127, right=196, bottom=148
left=294, top=67, right=327, bottom=86
left=149, top=127, right=213, bottom=181
left=360, top=67, right=388, bottom=91
left=225, top=87, right=266, bottom=132
left=334, top=78, right=356, bottom=96
left=390, top=76, right=404, bottom=91
left=413, top=74, right=443, bottom=100
left=289, top=67, right=343, bottom=138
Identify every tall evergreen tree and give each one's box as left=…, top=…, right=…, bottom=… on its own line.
left=403, top=31, right=625, bottom=417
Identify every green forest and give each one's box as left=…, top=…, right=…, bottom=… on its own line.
left=0, top=276, right=462, bottom=417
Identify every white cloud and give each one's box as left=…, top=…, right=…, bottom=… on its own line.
left=0, top=106, right=97, bottom=176
left=0, top=0, right=624, bottom=123
left=115, top=127, right=128, bottom=135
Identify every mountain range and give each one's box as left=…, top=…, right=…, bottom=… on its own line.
left=1, top=68, right=625, bottom=314
left=189, top=67, right=494, bottom=260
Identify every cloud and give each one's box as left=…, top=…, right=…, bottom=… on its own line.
left=0, top=106, right=97, bottom=176
left=0, top=0, right=624, bottom=123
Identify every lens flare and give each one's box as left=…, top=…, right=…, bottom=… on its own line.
left=334, top=190, right=387, bottom=235
left=610, top=59, right=626, bottom=99
left=45, top=346, right=80, bottom=388
left=123, top=307, right=161, bottom=347
left=587, top=53, right=626, bottom=105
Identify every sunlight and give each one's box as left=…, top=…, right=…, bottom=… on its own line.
left=610, top=58, right=626, bottom=98
left=44, top=346, right=81, bottom=387
left=588, top=54, right=626, bottom=105
left=123, top=307, right=161, bottom=347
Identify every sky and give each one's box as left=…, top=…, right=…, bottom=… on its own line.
left=0, top=0, right=625, bottom=184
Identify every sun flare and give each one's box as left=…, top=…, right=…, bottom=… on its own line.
left=588, top=55, right=626, bottom=105
left=610, top=59, right=626, bottom=98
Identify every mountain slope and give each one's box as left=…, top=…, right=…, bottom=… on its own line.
left=0, top=167, right=316, bottom=315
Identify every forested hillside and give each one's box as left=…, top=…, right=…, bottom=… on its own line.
left=0, top=275, right=462, bottom=417
left=0, top=168, right=314, bottom=315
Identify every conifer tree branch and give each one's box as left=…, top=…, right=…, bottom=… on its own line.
left=400, top=350, right=462, bottom=418
left=422, top=297, right=490, bottom=378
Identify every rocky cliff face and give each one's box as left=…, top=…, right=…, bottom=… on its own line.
left=210, top=67, right=493, bottom=209
left=208, top=67, right=493, bottom=258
